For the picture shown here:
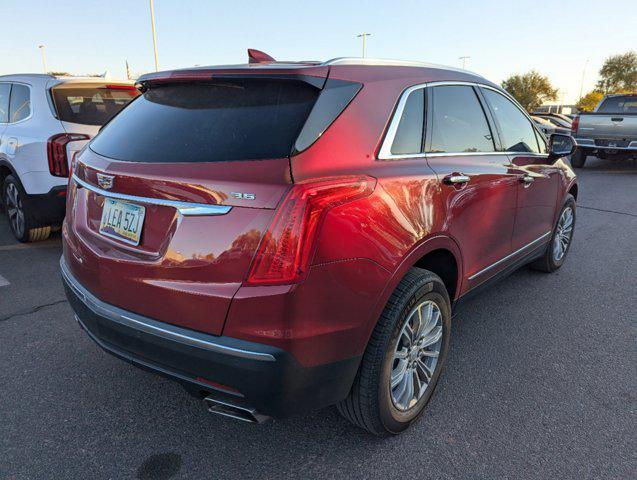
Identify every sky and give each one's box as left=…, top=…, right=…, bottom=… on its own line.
left=2, top=0, right=635, bottom=104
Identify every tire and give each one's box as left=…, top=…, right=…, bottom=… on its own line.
left=337, top=267, right=451, bottom=436
left=570, top=149, right=587, bottom=168
left=2, top=175, right=51, bottom=243
left=531, top=194, right=576, bottom=273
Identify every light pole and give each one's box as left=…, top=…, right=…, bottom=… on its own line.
left=578, top=59, right=589, bottom=100
left=459, top=56, right=470, bottom=69
left=38, top=44, right=48, bottom=73
left=149, top=0, right=159, bottom=71
left=357, top=33, right=371, bottom=58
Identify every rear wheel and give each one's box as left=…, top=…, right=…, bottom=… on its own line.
left=337, top=267, right=451, bottom=436
left=2, top=175, right=51, bottom=243
left=570, top=149, right=587, bottom=168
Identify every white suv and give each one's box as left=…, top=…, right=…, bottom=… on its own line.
left=0, top=75, right=137, bottom=242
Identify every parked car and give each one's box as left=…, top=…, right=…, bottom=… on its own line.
left=570, top=93, right=637, bottom=167
left=532, top=115, right=558, bottom=136
left=0, top=75, right=138, bottom=242
left=532, top=115, right=571, bottom=138
left=61, top=52, right=578, bottom=436
left=532, top=112, right=572, bottom=129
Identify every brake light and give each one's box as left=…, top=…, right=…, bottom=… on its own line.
left=103, top=84, right=139, bottom=95
left=571, top=116, right=579, bottom=135
left=47, top=133, right=90, bottom=177
left=246, top=176, right=376, bottom=286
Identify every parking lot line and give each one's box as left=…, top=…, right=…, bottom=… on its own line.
left=0, top=274, right=9, bottom=287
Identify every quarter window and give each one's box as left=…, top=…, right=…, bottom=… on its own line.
left=0, top=83, right=10, bottom=123
left=9, top=84, right=31, bottom=123
left=390, top=88, right=424, bottom=155
left=428, top=86, right=494, bottom=153
left=482, top=89, right=540, bottom=153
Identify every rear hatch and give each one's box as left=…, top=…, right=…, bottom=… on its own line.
left=65, top=72, right=327, bottom=335
left=50, top=81, right=139, bottom=160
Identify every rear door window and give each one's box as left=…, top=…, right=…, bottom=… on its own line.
left=9, top=84, right=31, bottom=123
left=90, top=79, right=319, bottom=163
left=0, top=83, right=10, bottom=123
left=428, top=85, right=495, bottom=153
left=52, top=86, right=138, bottom=125
left=482, top=88, right=540, bottom=153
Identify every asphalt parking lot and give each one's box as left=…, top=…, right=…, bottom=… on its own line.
left=1, top=158, right=635, bottom=480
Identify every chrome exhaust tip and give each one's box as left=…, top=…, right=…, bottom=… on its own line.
left=203, top=396, right=269, bottom=424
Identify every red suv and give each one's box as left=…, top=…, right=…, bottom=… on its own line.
left=61, top=52, right=578, bottom=436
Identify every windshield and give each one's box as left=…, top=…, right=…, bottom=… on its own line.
left=596, top=95, right=637, bottom=114
left=90, top=79, right=319, bottom=163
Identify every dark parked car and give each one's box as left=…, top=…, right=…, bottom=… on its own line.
left=61, top=51, right=578, bottom=436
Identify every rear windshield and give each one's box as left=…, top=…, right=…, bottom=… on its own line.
left=90, top=80, right=319, bottom=163
left=52, top=86, right=138, bottom=125
left=596, top=95, right=637, bottom=114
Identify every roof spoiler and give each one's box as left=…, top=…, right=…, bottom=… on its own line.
left=248, top=49, right=275, bottom=64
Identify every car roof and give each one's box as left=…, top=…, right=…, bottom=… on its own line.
left=0, top=73, right=134, bottom=85
left=138, top=56, right=492, bottom=90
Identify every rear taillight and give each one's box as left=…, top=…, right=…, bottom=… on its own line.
left=246, top=176, right=376, bottom=286
left=47, top=133, right=90, bottom=177
left=571, top=116, right=579, bottom=135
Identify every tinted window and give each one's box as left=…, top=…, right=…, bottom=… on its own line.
left=0, top=83, right=9, bottom=123
left=482, top=89, right=539, bottom=153
left=596, top=95, right=637, bottom=113
left=9, top=84, right=31, bottom=123
left=91, top=80, right=319, bottom=163
left=52, top=86, right=138, bottom=125
left=294, top=79, right=361, bottom=153
left=428, top=86, right=494, bottom=153
left=535, top=129, right=548, bottom=153
left=391, top=88, right=424, bottom=155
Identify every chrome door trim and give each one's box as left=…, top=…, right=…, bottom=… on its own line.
left=468, top=231, right=551, bottom=280
left=60, top=258, right=275, bottom=362
left=72, top=174, right=232, bottom=216
left=377, top=81, right=549, bottom=161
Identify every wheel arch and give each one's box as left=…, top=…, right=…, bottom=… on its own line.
left=361, top=235, right=463, bottom=352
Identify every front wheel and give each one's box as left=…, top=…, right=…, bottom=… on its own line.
left=337, top=267, right=451, bottom=436
left=531, top=194, right=576, bottom=273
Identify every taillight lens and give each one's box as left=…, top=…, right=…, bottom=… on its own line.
left=47, top=133, right=90, bottom=177
left=246, top=176, right=376, bottom=286
left=571, top=116, right=579, bottom=135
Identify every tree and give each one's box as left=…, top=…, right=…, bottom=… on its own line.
left=576, top=91, right=604, bottom=112
left=596, top=51, right=637, bottom=93
left=501, top=71, right=558, bottom=111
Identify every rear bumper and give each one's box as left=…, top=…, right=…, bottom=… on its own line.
left=60, top=257, right=360, bottom=418
left=575, top=138, right=637, bottom=152
left=25, top=186, right=67, bottom=225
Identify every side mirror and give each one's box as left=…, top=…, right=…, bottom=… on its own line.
left=548, top=134, right=576, bottom=161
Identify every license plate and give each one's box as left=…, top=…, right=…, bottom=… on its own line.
left=99, top=198, right=146, bottom=246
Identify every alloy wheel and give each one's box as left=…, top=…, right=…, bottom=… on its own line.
left=553, top=207, right=574, bottom=262
left=5, top=183, right=26, bottom=238
left=390, top=300, right=443, bottom=411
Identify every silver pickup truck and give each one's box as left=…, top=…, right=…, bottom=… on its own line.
left=571, top=93, right=637, bottom=167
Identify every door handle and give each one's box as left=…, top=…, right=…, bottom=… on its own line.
left=520, top=174, right=534, bottom=186
left=443, top=174, right=470, bottom=185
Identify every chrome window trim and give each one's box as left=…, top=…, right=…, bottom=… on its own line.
left=468, top=231, right=551, bottom=280
left=72, top=174, right=232, bottom=216
left=60, top=257, right=276, bottom=362
left=378, top=81, right=549, bottom=161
